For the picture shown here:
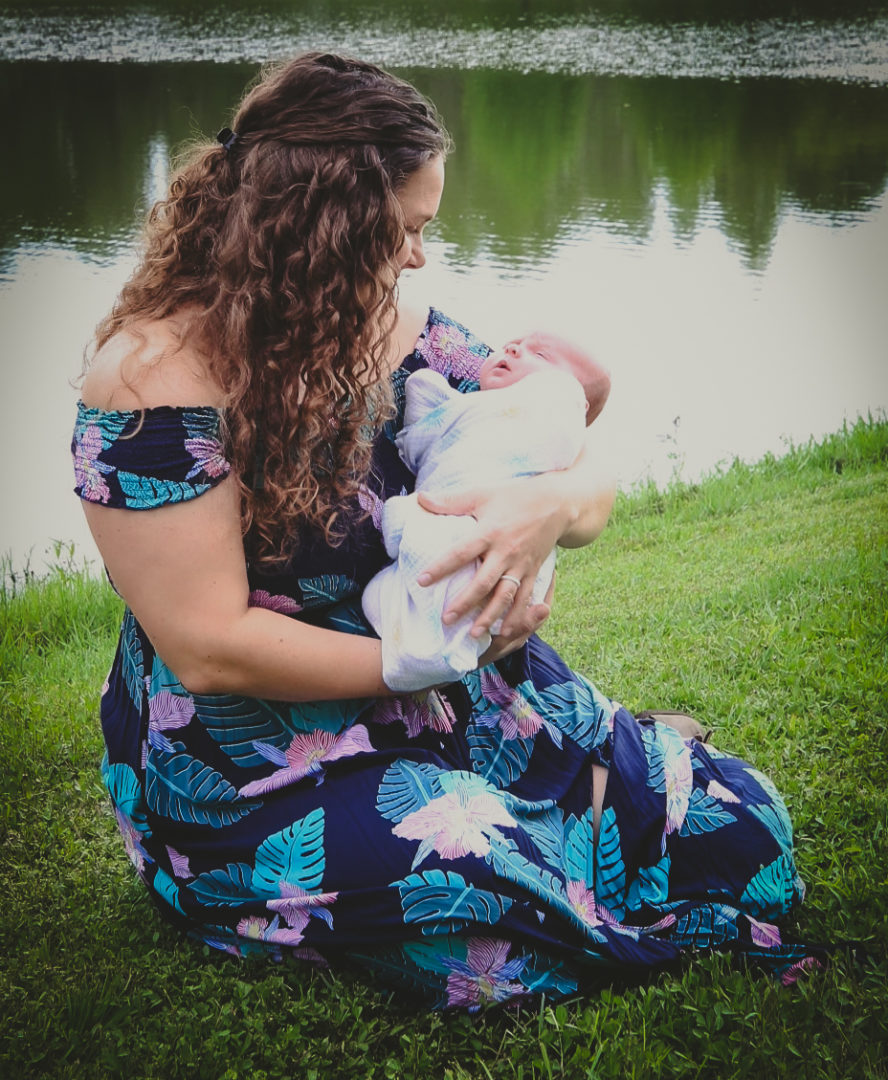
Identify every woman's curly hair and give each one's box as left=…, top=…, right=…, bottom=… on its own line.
left=94, top=52, right=451, bottom=564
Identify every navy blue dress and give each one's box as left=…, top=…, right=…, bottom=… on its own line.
left=73, top=309, right=817, bottom=1010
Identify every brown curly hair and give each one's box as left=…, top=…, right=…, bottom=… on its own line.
left=94, top=52, right=451, bottom=564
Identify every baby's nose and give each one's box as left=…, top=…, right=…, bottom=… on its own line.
left=504, top=342, right=520, bottom=358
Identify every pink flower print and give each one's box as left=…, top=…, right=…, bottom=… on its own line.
left=357, top=484, right=385, bottom=532
left=234, top=915, right=298, bottom=946
left=422, top=321, right=484, bottom=380
left=662, top=735, right=693, bottom=842
left=478, top=669, right=548, bottom=741
left=443, top=938, right=528, bottom=1010
left=266, top=885, right=339, bottom=944
left=707, top=779, right=740, bottom=804
left=73, top=422, right=113, bottom=503
left=238, top=725, right=374, bottom=796
left=114, top=808, right=151, bottom=875
left=166, top=844, right=193, bottom=880
left=248, top=589, right=303, bottom=615
left=747, top=916, right=782, bottom=948
left=566, top=880, right=603, bottom=927
left=780, top=956, right=823, bottom=986
left=148, top=690, right=195, bottom=731
left=373, top=690, right=457, bottom=739
left=184, top=435, right=230, bottom=480
left=392, top=784, right=516, bottom=867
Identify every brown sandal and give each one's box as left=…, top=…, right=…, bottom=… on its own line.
left=635, top=710, right=712, bottom=743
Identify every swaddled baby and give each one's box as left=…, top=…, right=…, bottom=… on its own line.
left=362, top=331, right=610, bottom=692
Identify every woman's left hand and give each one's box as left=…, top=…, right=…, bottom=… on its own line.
left=415, top=426, right=615, bottom=640
left=414, top=477, right=567, bottom=639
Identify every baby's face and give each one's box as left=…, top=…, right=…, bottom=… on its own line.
left=479, top=332, right=585, bottom=391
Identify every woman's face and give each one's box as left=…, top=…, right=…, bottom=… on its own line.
left=395, top=155, right=445, bottom=273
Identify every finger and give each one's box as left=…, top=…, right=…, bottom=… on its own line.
left=442, top=557, right=510, bottom=625
left=416, top=534, right=488, bottom=588
left=501, top=573, right=554, bottom=638
left=416, top=490, right=479, bottom=519
left=469, top=574, right=525, bottom=639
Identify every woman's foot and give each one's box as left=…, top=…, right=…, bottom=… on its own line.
left=636, top=710, right=711, bottom=742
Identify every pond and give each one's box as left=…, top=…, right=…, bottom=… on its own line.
left=2, top=0, right=887, bottom=573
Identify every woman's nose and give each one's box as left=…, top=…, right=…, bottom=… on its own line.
left=403, top=237, right=425, bottom=270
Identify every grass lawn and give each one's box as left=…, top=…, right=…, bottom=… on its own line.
left=1, top=418, right=886, bottom=1079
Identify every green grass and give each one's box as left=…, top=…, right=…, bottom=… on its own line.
left=2, top=418, right=887, bottom=1079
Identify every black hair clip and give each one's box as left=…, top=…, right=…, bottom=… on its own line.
left=216, top=127, right=239, bottom=153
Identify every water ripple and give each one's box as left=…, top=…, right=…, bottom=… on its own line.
left=1, top=12, right=887, bottom=83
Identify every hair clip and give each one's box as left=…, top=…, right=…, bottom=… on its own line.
left=216, top=127, right=239, bottom=153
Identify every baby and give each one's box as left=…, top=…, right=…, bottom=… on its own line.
left=362, top=331, right=610, bottom=692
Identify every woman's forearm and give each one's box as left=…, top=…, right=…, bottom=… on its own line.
left=179, top=607, right=393, bottom=701
left=549, top=427, right=616, bottom=548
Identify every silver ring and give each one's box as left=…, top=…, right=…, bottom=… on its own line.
left=500, top=574, right=522, bottom=589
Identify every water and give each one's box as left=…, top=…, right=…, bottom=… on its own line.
left=2, top=2, right=887, bottom=573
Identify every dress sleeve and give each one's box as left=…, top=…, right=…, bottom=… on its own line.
left=72, top=403, right=231, bottom=509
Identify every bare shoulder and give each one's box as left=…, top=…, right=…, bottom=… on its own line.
left=81, top=316, right=225, bottom=411
left=388, top=302, right=431, bottom=369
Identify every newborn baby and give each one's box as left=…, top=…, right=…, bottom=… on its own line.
left=362, top=331, right=610, bottom=692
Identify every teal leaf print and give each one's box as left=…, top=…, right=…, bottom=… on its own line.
left=528, top=675, right=609, bottom=752
left=640, top=725, right=667, bottom=793
left=671, top=904, right=740, bottom=948
left=594, top=806, right=626, bottom=920
left=253, top=807, right=325, bottom=894
left=744, top=766, right=781, bottom=803
left=194, top=694, right=289, bottom=767
left=150, top=653, right=186, bottom=696
left=322, top=599, right=372, bottom=636
left=563, top=810, right=597, bottom=887
left=486, top=835, right=570, bottom=917
left=625, top=853, right=671, bottom=912
left=119, top=610, right=144, bottom=707
left=181, top=408, right=220, bottom=440
left=519, top=959, right=579, bottom=998
left=117, top=470, right=209, bottom=507
left=298, top=574, right=359, bottom=609
left=103, top=761, right=150, bottom=833
left=188, top=862, right=255, bottom=906
left=282, top=698, right=365, bottom=735
left=145, top=743, right=259, bottom=827
left=348, top=943, right=451, bottom=1009
left=679, top=787, right=737, bottom=837
left=740, top=854, right=798, bottom=919
left=466, top=722, right=532, bottom=788
left=152, top=866, right=185, bottom=915
left=748, top=801, right=793, bottom=855
left=377, top=759, right=446, bottom=824
left=402, top=936, right=469, bottom=977
left=396, top=869, right=512, bottom=934
left=501, top=794, right=564, bottom=873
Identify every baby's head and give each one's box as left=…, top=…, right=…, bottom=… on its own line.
left=478, top=331, right=610, bottom=425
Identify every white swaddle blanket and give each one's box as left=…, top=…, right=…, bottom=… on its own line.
left=362, top=367, right=587, bottom=691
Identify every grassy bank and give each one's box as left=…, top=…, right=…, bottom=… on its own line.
left=2, top=418, right=887, bottom=1079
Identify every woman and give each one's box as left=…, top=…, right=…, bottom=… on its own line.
left=74, top=53, right=815, bottom=1011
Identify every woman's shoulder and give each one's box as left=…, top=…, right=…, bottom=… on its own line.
left=81, top=315, right=225, bottom=412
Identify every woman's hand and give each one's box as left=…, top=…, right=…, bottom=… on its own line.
left=416, top=475, right=565, bottom=639
left=477, top=575, right=555, bottom=665
left=415, top=424, right=615, bottom=641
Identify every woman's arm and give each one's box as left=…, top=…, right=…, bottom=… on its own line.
left=84, top=479, right=393, bottom=701
left=415, top=421, right=616, bottom=640
left=81, top=323, right=394, bottom=702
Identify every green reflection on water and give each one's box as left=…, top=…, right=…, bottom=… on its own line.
left=2, top=61, right=886, bottom=271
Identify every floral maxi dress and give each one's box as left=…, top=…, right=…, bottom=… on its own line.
left=73, top=309, right=816, bottom=1010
